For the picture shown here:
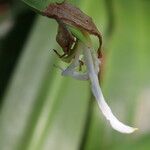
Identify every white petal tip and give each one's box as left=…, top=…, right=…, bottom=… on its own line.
left=110, top=119, right=138, bottom=134
left=120, top=127, right=138, bottom=134
left=129, top=128, right=138, bottom=133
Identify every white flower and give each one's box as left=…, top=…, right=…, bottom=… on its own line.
left=60, top=41, right=138, bottom=134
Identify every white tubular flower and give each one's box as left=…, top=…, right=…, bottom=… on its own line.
left=61, top=41, right=137, bottom=134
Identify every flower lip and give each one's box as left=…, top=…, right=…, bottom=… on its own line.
left=82, top=42, right=137, bottom=134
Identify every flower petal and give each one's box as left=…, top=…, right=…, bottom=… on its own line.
left=82, top=42, right=137, bottom=133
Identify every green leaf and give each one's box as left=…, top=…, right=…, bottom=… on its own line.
left=0, top=15, right=90, bottom=150
left=22, top=0, right=61, bottom=11
left=1, top=0, right=150, bottom=150
left=22, top=0, right=79, bottom=12
left=78, top=0, right=150, bottom=149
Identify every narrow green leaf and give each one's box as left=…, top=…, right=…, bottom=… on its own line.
left=78, top=0, right=150, bottom=149
left=22, top=0, right=62, bottom=11
left=0, top=1, right=91, bottom=150
left=0, top=16, right=58, bottom=150
left=22, top=0, right=79, bottom=12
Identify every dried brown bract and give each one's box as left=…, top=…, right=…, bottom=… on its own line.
left=43, top=1, right=102, bottom=57
left=56, top=20, right=75, bottom=55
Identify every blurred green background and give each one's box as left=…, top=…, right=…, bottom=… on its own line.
left=0, top=0, right=150, bottom=150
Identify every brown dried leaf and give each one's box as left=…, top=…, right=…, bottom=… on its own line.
left=43, top=1, right=102, bottom=56
left=56, top=20, right=75, bottom=54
